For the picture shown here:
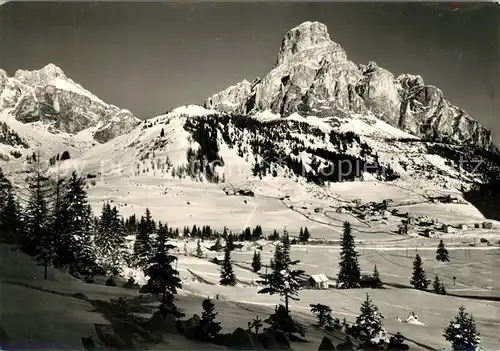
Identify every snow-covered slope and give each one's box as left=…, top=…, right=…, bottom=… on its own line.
left=71, top=101, right=497, bottom=204
left=205, top=21, right=495, bottom=151
left=0, top=64, right=141, bottom=159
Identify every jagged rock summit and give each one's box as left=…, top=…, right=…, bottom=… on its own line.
left=205, top=21, right=494, bottom=150
left=0, top=63, right=140, bottom=143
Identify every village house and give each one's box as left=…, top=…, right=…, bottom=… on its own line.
left=459, top=224, right=468, bottom=230
left=443, top=225, right=455, bottom=233
left=423, top=228, right=435, bottom=237
left=308, top=274, right=329, bottom=290
left=482, top=222, right=493, bottom=229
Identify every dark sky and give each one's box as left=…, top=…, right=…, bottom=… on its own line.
left=1, top=2, right=499, bottom=143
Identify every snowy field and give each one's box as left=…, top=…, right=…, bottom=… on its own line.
left=3, top=243, right=499, bottom=351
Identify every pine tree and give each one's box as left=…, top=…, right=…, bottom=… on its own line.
left=23, top=151, right=54, bottom=279
left=51, top=174, right=69, bottom=269
left=142, top=222, right=182, bottom=303
left=258, top=234, right=304, bottom=312
left=219, top=242, right=236, bottom=286
left=443, top=306, right=480, bottom=351
left=433, top=276, right=447, bottom=295
left=200, top=298, right=222, bottom=340
left=133, top=209, right=155, bottom=268
left=303, top=227, right=310, bottom=242
left=337, top=222, right=361, bottom=289
left=252, top=250, right=262, bottom=272
left=410, top=254, right=430, bottom=290
left=299, top=227, right=310, bottom=243
left=60, top=172, right=94, bottom=274
left=226, top=233, right=234, bottom=251
left=355, top=293, right=388, bottom=345
left=280, top=231, right=291, bottom=267
left=76, top=231, right=97, bottom=277
left=94, top=204, right=126, bottom=276
left=0, top=169, right=21, bottom=246
left=196, top=239, right=203, bottom=258
left=310, top=303, right=334, bottom=327
left=436, top=239, right=450, bottom=262
left=213, top=236, right=222, bottom=252
left=373, top=265, right=383, bottom=288
left=248, top=316, right=263, bottom=334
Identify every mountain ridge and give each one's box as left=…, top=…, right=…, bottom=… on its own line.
left=204, top=21, right=495, bottom=152
left=0, top=63, right=141, bottom=145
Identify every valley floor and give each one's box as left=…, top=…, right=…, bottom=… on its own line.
left=2, top=178, right=499, bottom=351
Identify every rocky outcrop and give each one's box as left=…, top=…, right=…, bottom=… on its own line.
left=205, top=21, right=495, bottom=150
left=0, top=64, right=140, bottom=143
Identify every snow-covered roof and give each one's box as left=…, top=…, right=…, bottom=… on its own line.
left=309, top=274, right=329, bottom=283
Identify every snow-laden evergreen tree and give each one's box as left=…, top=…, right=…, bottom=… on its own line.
left=196, top=239, right=203, bottom=258
left=433, top=276, right=447, bottom=295
left=94, top=203, right=126, bottom=276
left=23, top=151, right=54, bottom=279
left=337, top=222, right=361, bottom=289
left=60, top=172, right=94, bottom=274
left=443, top=306, right=480, bottom=351
left=373, top=265, right=383, bottom=288
left=219, top=242, right=236, bottom=286
left=0, top=169, right=21, bottom=246
left=410, top=254, right=430, bottom=290
left=75, top=230, right=97, bottom=276
left=142, top=222, right=182, bottom=303
left=355, top=293, right=388, bottom=346
left=51, top=173, right=70, bottom=269
left=252, top=250, right=262, bottom=272
left=258, top=234, right=304, bottom=312
left=133, top=208, right=155, bottom=268
left=436, top=239, right=450, bottom=262
left=213, top=236, right=222, bottom=252
left=226, top=232, right=234, bottom=251
left=200, top=298, right=222, bottom=341
left=0, top=168, right=11, bottom=206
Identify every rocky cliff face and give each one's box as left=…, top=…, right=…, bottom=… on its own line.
left=0, top=64, right=140, bottom=143
left=205, top=21, right=494, bottom=150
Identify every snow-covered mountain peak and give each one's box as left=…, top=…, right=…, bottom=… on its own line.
left=13, top=63, right=104, bottom=104
left=14, top=63, right=66, bottom=86
left=0, top=63, right=141, bottom=157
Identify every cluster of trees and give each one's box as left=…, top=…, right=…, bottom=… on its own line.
left=311, top=294, right=480, bottom=351
left=427, top=143, right=500, bottom=183
left=409, top=239, right=450, bottom=294
left=124, top=220, right=311, bottom=246
left=183, top=118, right=225, bottom=183
left=0, top=155, right=95, bottom=279
left=48, top=151, right=71, bottom=166
left=182, top=114, right=400, bottom=187
left=336, top=222, right=451, bottom=295
left=0, top=121, right=29, bottom=148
